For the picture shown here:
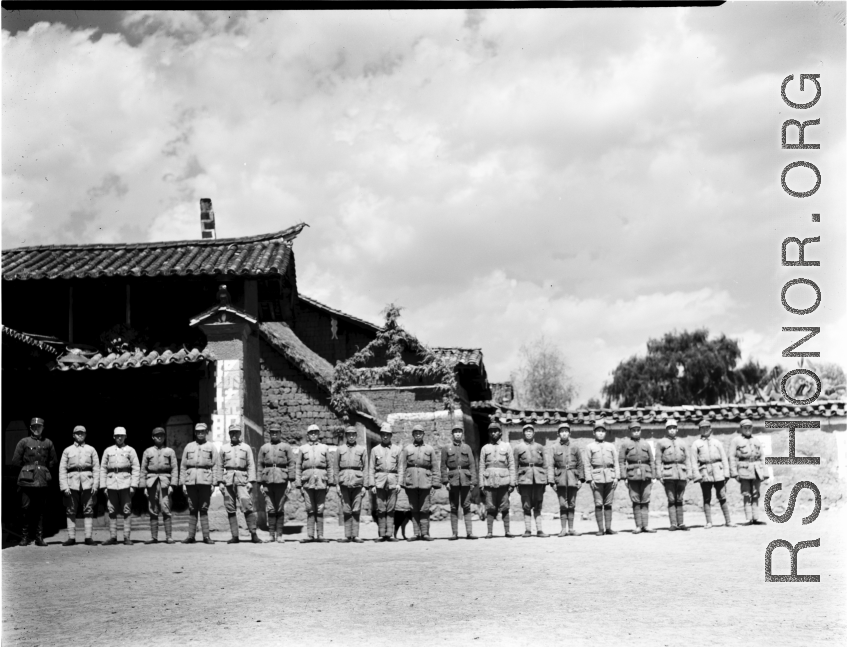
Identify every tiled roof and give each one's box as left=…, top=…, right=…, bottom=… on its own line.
left=2, top=326, right=62, bottom=355
left=50, top=346, right=213, bottom=371
left=486, top=400, right=847, bottom=424
left=297, top=295, right=382, bottom=332
left=1, top=224, right=306, bottom=281
left=432, top=347, right=483, bottom=368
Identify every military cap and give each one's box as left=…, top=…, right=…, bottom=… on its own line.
left=379, top=422, right=393, bottom=434
left=73, top=425, right=87, bottom=434
left=628, top=421, right=642, bottom=430
left=522, top=424, right=535, bottom=431
left=152, top=426, right=166, bottom=436
left=557, top=422, right=571, bottom=431
left=593, top=420, right=606, bottom=431
left=411, top=424, right=425, bottom=433
left=194, top=423, right=208, bottom=432
left=268, top=423, right=281, bottom=433
left=488, top=422, right=501, bottom=431
left=113, top=426, right=127, bottom=436
left=698, top=419, right=711, bottom=428
left=664, top=419, right=678, bottom=428
left=344, top=426, right=357, bottom=435
left=739, top=418, right=753, bottom=427
left=307, top=424, right=321, bottom=433
left=228, top=423, right=242, bottom=433
left=451, top=422, right=464, bottom=431
left=30, top=417, right=44, bottom=426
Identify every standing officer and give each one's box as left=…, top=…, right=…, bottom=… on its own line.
left=729, top=419, right=767, bottom=526
left=691, top=419, right=735, bottom=528
left=335, top=426, right=368, bottom=543
left=180, top=422, right=219, bottom=544
left=367, top=422, right=402, bottom=542
left=58, top=425, right=100, bottom=546
left=513, top=424, right=548, bottom=537
left=257, top=423, right=295, bottom=542
left=295, top=424, right=335, bottom=543
left=100, top=427, right=140, bottom=546
left=583, top=421, right=620, bottom=536
left=618, top=421, right=657, bottom=534
left=218, top=423, right=261, bottom=544
left=11, top=417, right=58, bottom=547
left=654, top=418, right=691, bottom=531
left=440, top=422, right=478, bottom=540
left=399, top=425, right=441, bottom=541
left=547, top=422, right=584, bottom=537
left=139, top=427, right=179, bottom=544
left=478, top=422, right=516, bottom=538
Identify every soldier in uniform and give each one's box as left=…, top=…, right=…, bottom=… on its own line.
left=100, top=427, right=141, bottom=546
left=729, top=418, right=767, bottom=526
left=335, top=425, right=368, bottom=543
left=618, top=421, right=657, bottom=534
left=218, top=423, right=261, bottom=543
left=11, top=417, right=58, bottom=547
left=583, top=421, right=620, bottom=536
left=139, top=427, right=179, bottom=544
left=367, top=422, right=402, bottom=542
left=513, top=424, right=548, bottom=537
left=654, top=419, right=691, bottom=531
left=257, top=423, right=295, bottom=542
left=440, top=422, right=478, bottom=540
left=399, top=424, right=441, bottom=541
left=478, top=422, right=516, bottom=538
left=58, top=425, right=100, bottom=546
left=295, top=424, right=335, bottom=543
left=546, top=422, right=584, bottom=537
left=691, top=419, right=735, bottom=529
left=180, top=422, right=219, bottom=544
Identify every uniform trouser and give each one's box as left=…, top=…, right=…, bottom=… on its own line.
left=302, top=488, right=327, bottom=538
left=185, top=484, right=213, bottom=539
left=591, top=481, right=617, bottom=531
left=223, top=483, right=257, bottom=536
left=556, top=486, right=579, bottom=531
left=19, top=486, right=47, bottom=540
left=447, top=485, right=474, bottom=536
left=483, top=486, right=512, bottom=535
left=663, top=479, right=687, bottom=527
left=627, top=480, right=652, bottom=529
left=374, top=487, right=399, bottom=537
left=263, top=483, right=289, bottom=536
left=700, top=480, right=732, bottom=525
left=145, top=482, right=173, bottom=539
left=405, top=488, right=433, bottom=536
left=64, top=488, right=96, bottom=519
left=518, top=483, right=546, bottom=532
left=106, top=489, right=133, bottom=539
left=339, top=485, right=365, bottom=537
left=739, top=478, right=762, bottom=521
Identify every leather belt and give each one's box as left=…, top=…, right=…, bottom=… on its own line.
left=107, top=466, right=132, bottom=473
left=66, top=466, right=92, bottom=472
left=225, top=466, right=247, bottom=471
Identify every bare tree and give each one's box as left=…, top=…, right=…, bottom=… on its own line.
left=511, top=336, right=578, bottom=409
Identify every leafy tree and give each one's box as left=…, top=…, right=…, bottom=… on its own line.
left=584, top=397, right=602, bottom=409
left=511, top=336, right=578, bottom=409
left=603, top=329, right=745, bottom=407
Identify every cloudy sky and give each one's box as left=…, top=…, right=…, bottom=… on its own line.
left=3, top=5, right=845, bottom=403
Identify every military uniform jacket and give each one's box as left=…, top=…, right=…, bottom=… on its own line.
left=728, top=435, right=766, bottom=480
left=180, top=441, right=220, bottom=486
left=100, top=445, right=141, bottom=490
left=296, top=442, right=334, bottom=489
left=654, top=438, right=690, bottom=481
left=257, top=442, right=295, bottom=484
left=547, top=441, right=584, bottom=487
left=440, top=442, right=478, bottom=487
left=478, top=441, right=516, bottom=488
left=400, top=443, right=441, bottom=489
left=367, top=444, right=401, bottom=489
left=219, top=442, right=256, bottom=486
left=513, top=441, right=548, bottom=485
left=140, top=447, right=179, bottom=488
left=584, top=441, right=620, bottom=484
left=59, top=443, right=100, bottom=491
left=618, top=438, right=655, bottom=481
left=335, top=443, right=368, bottom=488
left=12, top=436, right=58, bottom=487
left=691, top=437, right=729, bottom=482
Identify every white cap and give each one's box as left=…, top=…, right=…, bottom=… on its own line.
left=665, top=419, right=678, bottom=428
left=113, top=426, right=127, bottom=436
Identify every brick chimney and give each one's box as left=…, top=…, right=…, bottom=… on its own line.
left=200, top=198, right=216, bottom=239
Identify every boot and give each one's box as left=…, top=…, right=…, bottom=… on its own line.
left=642, top=505, right=656, bottom=533
left=721, top=502, right=736, bottom=527
left=186, top=515, right=198, bottom=541
left=343, top=515, right=352, bottom=540
left=149, top=516, right=159, bottom=542
left=386, top=514, right=397, bottom=541
left=632, top=505, right=642, bottom=533
left=250, top=532, right=262, bottom=544
left=450, top=512, right=459, bottom=539
left=502, top=513, right=512, bottom=538
left=315, top=514, right=327, bottom=542
left=742, top=502, right=753, bottom=525
left=677, top=505, right=689, bottom=530
left=164, top=517, right=175, bottom=544
left=751, top=502, right=765, bottom=524
left=486, top=514, right=494, bottom=538
left=246, top=511, right=259, bottom=535
left=33, top=513, right=47, bottom=546
left=199, top=513, right=211, bottom=541
left=62, top=538, right=76, bottom=547
left=376, top=514, right=386, bottom=539
left=464, top=513, right=476, bottom=539
left=594, top=506, right=605, bottom=536
left=411, top=514, right=421, bottom=539
left=276, top=514, right=286, bottom=542
left=559, top=509, right=568, bottom=536
left=102, top=537, right=119, bottom=546
left=603, top=507, right=616, bottom=535
left=18, top=521, right=29, bottom=546
left=351, top=514, right=361, bottom=541
left=668, top=505, right=678, bottom=530
left=567, top=510, right=577, bottom=535
left=703, top=503, right=713, bottom=529
left=227, top=514, right=240, bottom=543
left=420, top=517, right=433, bottom=541
left=109, top=517, right=118, bottom=542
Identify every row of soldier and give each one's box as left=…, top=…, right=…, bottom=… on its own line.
left=11, top=415, right=767, bottom=546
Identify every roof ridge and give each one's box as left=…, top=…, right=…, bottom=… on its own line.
left=297, top=294, right=382, bottom=331
left=1, top=222, right=308, bottom=253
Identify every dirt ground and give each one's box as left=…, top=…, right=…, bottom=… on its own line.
left=2, top=506, right=845, bottom=647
